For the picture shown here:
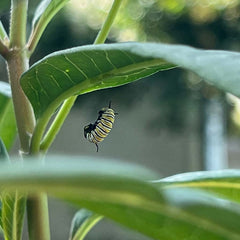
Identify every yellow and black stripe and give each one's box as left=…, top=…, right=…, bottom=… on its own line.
left=84, top=102, right=117, bottom=152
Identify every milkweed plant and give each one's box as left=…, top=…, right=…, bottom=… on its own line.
left=0, top=0, right=240, bottom=240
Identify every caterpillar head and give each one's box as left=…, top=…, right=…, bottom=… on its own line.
left=84, top=123, right=94, bottom=138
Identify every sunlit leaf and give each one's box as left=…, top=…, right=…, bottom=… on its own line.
left=69, top=209, right=102, bottom=240
left=0, top=156, right=239, bottom=240
left=0, top=82, right=16, bottom=150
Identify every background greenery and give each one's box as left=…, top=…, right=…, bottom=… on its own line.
left=1, top=0, right=240, bottom=239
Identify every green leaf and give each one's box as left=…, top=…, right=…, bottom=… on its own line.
left=0, top=156, right=239, bottom=240
left=20, top=43, right=174, bottom=119
left=1, top=192, right=25, bottom=240
left=32, top=0, right=69, bottom=28
left=0, top=82, right=17, bottom=150
left=69, top=209, right=102, bottom=240
left=21, top=42, right=240, bottom=120
left=156, top=170, right=240, bottom=204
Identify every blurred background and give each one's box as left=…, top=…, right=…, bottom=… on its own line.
left=1, top=0, right=240, bottom=239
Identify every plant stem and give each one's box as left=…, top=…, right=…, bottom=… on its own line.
left=27, top=0, right=69, bottom=56
left=37, top=0, right=123, bottom=153
left=8, top=0, right=34, bottom=154
left=94, top=0, right=123, bottom=44
left=7, top=51, right=35, bottom=153
left=40, top=96, right=77, bottom=152
left=8, top=1, right=50, bottom=240
left=9, top=0, right=28, bottom=48
left=27, top=194, right=50, bottom=240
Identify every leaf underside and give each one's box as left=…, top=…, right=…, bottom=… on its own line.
left=21, top=43, right=175, bottom=119
left=21, top=42, right=240, bottom=120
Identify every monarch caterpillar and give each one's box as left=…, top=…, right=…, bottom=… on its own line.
left=84, top=101, right=117, bottom=152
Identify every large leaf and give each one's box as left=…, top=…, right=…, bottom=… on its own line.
left=0, top=157, right=240, bottom=240
left=21, top=42, right=240, bottom=120
left=155, top=170, right=240, bottom=204
left=0, top=82, right=17, bottom=150
left=20, top=43, right=174, bottom=119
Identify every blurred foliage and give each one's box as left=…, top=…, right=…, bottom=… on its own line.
left=1, top=0, right=240, bottom=132
left=68, top=0, right=240, bottom=132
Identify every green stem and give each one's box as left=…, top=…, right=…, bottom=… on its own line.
left=40, top=96, right=77, bottom=152
left=27, top=0, right=69, bottom=56
left=33, top=0, right=123, bottom=153
left=94, top=0, right=123, bottom=44
left=9, top=0, right=28, bottom=48
left=8, top=1, right=50, bottom=240
left=8, top=0, right=34, bottom=153
left=27, top=194, right=50, bottom=240
left=7, top=52, right=34, bottom=152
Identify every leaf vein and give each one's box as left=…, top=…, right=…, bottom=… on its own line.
left=63, top=54, right=88, bottom=79
left=43, top=61, right=76, bottom=84
left=50, top=75, right=63, bottom=89
left=81, top=52, right=102, bottom=74
left=119, top=50, right=136, bottom=63
left=35, top=68, right=51, bottom=100
left=103, top=50, right=117, bottom=69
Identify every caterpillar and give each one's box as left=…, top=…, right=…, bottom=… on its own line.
left=84, top=102, right=117, bottom=152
